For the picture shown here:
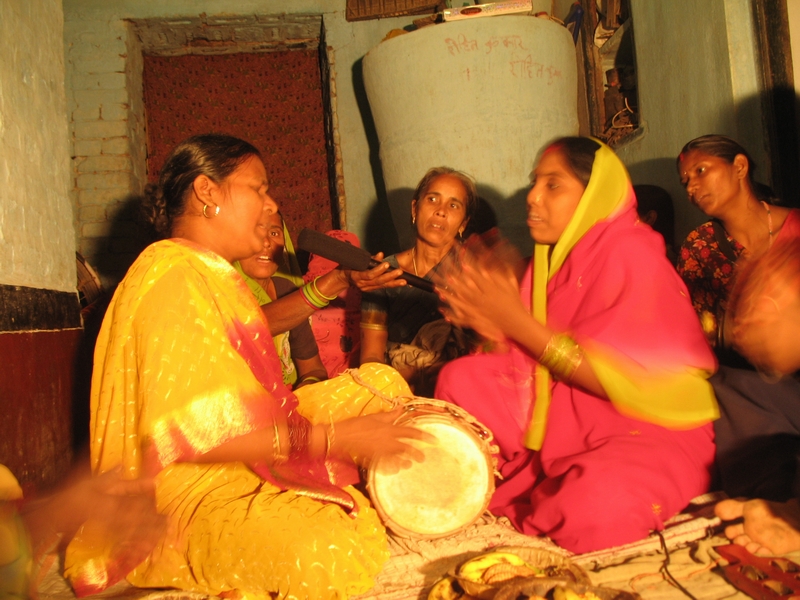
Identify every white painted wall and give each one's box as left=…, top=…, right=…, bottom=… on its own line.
left=618, top=0, right=766, bottom=247
left=364, top=16, right=578, bottom=252
left=60, top=0, right=768, bottom=278
left=0, top=0, right=75, bottom=292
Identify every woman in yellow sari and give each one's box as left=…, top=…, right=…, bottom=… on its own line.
left=64, top=134, right=428, bottom=599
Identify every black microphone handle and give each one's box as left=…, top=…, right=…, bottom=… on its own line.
left=367, top=259, right=435, bottom=294
left=297, top=228, right=435, bottom=293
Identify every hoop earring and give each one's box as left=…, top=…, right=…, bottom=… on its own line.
left=203, top=204, right=220, bottom=218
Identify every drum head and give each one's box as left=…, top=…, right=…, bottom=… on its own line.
left=368, top=414, right=494, bottom=539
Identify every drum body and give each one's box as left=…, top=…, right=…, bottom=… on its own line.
left=367, top=398, right=497, bottom=539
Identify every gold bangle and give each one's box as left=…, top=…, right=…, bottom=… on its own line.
left=272, top=420, right=288, bottom=463
left=360, top=322, right=388, bottom=331
left=539, top=333, right=584, bottom=382
left=312, top=276, right=338, bottom=302
left=325, top=420, right=335, bottom=460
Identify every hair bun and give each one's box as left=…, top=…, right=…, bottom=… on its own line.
left=142, top=182, right=170, bottom=236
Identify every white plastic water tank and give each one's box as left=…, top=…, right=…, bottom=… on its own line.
left=363, top=15, right=578, bottom=252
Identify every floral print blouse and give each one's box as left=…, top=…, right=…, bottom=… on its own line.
left=676, top=220, right=743, bottom=346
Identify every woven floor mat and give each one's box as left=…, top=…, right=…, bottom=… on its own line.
left=37, top=494, right=746, bottom=600
left=355, top=514, right=564, bottom=600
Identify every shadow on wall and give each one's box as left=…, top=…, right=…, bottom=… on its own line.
left=626, top=157, right=696, bottom=252
left=86, top=194, right=158, bottom=289
left=73, top=195, right=154, bottom=451
left=477, top=184, right=531, bottom=257
left=625, top=90, right=800, bottom=248
left=352, top=57, right=400, bottom=255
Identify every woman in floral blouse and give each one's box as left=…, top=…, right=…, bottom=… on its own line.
left=676, top=134, right=798, bottom=359
left=677, top=135, right=800, bottom=504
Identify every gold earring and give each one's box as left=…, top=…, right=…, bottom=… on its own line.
left=203, top=204, right=220, bottom=218
left=412, top=215, right=416, bottom=224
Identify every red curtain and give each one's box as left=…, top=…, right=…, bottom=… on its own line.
left=143, top=51, right=333, bottom=240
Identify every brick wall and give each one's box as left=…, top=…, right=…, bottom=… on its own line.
left=65, top=13, right=327, bottom=289
left=65, top=19, right=149, bottom=289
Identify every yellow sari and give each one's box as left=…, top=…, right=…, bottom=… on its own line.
left=64, top=239, right=409, bottom=600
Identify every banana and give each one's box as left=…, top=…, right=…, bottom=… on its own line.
left=552, top=587, right=602, bottom=600
left=0, top=466, right=22, bottom=501
left=481, top=562, right=538, bottom=585
left=457, top=551, right=532, bottom=582
left=428, top=576, right=464, bottom=600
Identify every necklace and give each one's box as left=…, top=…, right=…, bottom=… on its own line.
left=411, top=248, right=419, bottom=276
left=761, top=201, right=774, bottom=248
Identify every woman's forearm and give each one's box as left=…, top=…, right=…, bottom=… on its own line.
left=262, top=271, right=350, bottom=335
left=501, top=309, right=607, bottom=398
left=360, top=313, right=389, bottom=364
left=195, top=422, right=328, bottom=464
left=294, top=355, right=328, bottom=388
left=262, top=294, right=314, bottom=335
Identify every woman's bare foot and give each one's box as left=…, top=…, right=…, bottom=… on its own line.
left=715, top=497, right=800, bottom=555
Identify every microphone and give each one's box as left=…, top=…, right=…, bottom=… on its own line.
left=297, top=228, right=436, bottom=294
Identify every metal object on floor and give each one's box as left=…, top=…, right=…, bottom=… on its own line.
left=716, top=543, right=800, bottom=599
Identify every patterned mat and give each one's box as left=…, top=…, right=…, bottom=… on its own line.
left=36, top=495, right=751, bottom=600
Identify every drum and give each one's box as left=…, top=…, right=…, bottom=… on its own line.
left=367, top=398, right=498, bottom=539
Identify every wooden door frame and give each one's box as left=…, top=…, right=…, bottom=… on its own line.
left=752, top=0, right=800, bottom=206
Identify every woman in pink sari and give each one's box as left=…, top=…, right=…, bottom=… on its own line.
left=435, top=137, right=719, bottom=553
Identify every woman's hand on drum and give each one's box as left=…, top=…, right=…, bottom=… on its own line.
left=331, top=408, right=434, bottom=473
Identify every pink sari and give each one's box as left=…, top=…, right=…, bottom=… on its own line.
left=436, top=144, right=718, bottom=553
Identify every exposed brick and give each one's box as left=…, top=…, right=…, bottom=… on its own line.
left=155, top=16, right=204, bottom=28
left=262, top=27, right=281, bottom=42
left=69, top=43, right=127, bottom=63
left=72, top=33, right=126, bottom=52
left=74, top=89, right=129, bottom=107
left=72, top=72, right=127, bottom=91
left=73, top=140, right=103, bottom=156
left=78, top=155, right=131, bottom=173
left=77, top=172, right=131, bottom=190
left=100, top=138, right=129, bottom=155
left=72, top=55, right=126, bottom=74
left=197, top=28, right=234, bottom=43
left=106, top=200, right=141, bottom=223
left=79, top=205, right=107, bottom=223
left=255, top=15, right=289, bottom=26
left=78, top=236, right=108, bottom=258
left=110, top=237, right=149, bottom=255
left=71, top=105, right=101, bottom=122
left=207, top=15, right=258, bottom=26
left=77, top=188, right=130, bottom=207
left=82, top=221, right=112, bottom=238
left=100, top=103, right=129, bottom=121
left=74, top=120, right=129, bottom=139
left=64, top=19, right=113, bottom=40
left=283, top=24, right=319, bottom=40
left=235, top=27, right=268, bottom=43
